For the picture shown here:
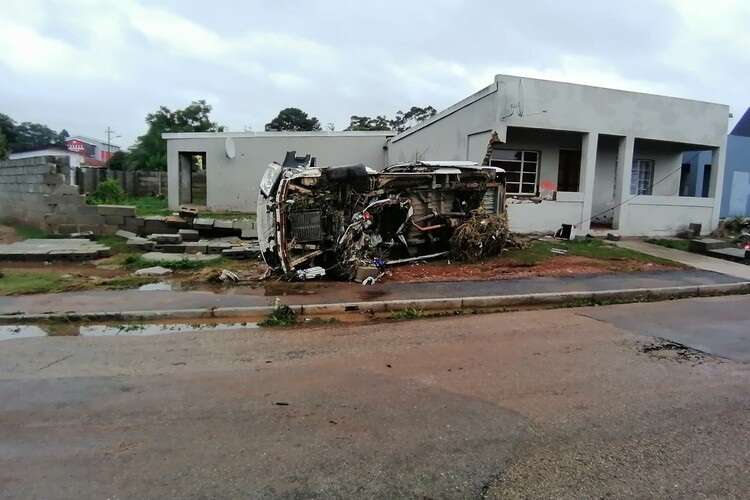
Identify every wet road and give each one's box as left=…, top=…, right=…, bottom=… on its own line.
left=1, top=296, right=750, bottom=498
left=0, top=269, right=739, bottom=315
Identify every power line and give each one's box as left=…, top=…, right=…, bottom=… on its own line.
left=576, top=162, right=689, bottom=228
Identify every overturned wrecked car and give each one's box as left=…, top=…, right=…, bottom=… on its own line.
left=257, top=152, right=506, bottom=281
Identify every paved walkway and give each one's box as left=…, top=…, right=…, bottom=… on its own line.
left=615, top=240, right=750, bottom=280
left=0, top=269, right=742, bottom=316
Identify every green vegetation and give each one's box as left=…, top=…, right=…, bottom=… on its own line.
left=124, top=254, right=225, bottom=271
left=505, top=238, right=677, bottom=267
left=389, top=307, right=424, bottom=320
left=259, top=304, right=297, bottom=327
left=124, top=196, right=171, bottom=216
left=0, top=271, right=77, bottom=295
left=88, top=179, right=126, bottom=204
left=11, top=223, right=48, bottom=240
left=646, top=238, right=691, bottom=252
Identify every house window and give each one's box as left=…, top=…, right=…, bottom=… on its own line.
left=631, top=159, right=654, bottom=195
left=490, top=149, right=539, bottom=195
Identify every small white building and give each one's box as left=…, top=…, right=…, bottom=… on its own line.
left=163, top=74, right=730, bottom=236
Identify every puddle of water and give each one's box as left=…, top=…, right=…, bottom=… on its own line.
left=138, top=282, right=173, bottom=291
left=79, top=322, right=257, bottom=337
left=0, top=325, right=48, bottom=341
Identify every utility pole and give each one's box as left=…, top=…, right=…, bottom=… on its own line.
left=105, top=126, right=115, bottom=159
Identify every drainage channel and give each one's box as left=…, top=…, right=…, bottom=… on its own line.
left=0, top=322, right=258, bottom=340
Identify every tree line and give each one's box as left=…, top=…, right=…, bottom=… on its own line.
left=0, top=102, right=438, bottom=170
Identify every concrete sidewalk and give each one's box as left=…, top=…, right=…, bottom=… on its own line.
left=616, top=240, right=750, bottom=280
left=0, top=269, right=743, bottom=317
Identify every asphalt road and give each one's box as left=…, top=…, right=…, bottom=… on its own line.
left=1, top=296, right=749, bottom=498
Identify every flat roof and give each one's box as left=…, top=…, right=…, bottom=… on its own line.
left=162, top=131, right=395, bottom=140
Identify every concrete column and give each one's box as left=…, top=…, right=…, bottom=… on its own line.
left=613, top=135, right=635, bottom=231
left=578, top=132, right=599, bottom=235
left=709, top=137, right=727, bottom=231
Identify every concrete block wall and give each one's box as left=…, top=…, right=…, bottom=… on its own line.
left=0, top=157, right=137, bottom=235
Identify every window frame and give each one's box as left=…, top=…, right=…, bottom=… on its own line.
left=631, top=159, right=655, bottom=196
left=489, top=148, right=541, bottom=196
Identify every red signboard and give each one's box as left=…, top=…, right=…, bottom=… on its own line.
left=66, top=139, right=86, bottom=153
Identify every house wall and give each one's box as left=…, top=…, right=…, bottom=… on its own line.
left=165, top=132, right=391, bottom=212
left=387, top=84, right=498, bottom=164
left=388, top=74, right=728, bottom=235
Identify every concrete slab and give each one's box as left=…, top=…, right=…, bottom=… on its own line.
left=140, top=252, right=220, bottom=264
left=193, top=218, right=214, bottom=229
left=178, top=229, right=200, bottom=242
left=148, top=234, right=182, bottom=244
left=0, top=239, right=110, bottom=261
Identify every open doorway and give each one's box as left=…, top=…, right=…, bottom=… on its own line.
left=178, top=152, right=207, bottom=206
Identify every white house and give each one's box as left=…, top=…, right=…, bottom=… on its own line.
left=163, top=74, right=730, bottom=236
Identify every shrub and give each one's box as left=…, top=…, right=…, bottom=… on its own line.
left=259, top=304, right=297, bottom=327
left=90, top=179, right=125, bottom=204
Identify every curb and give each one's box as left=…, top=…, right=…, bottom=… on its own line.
left=2, top=282, right=749, bottom=323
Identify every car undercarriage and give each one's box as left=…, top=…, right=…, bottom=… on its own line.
left=257, top=152, right=506, bottom=281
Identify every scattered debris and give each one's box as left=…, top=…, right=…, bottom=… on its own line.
left=133, top=266, right=173, bottom=276
left=550, top=248, right=568, bottom=255
left=296, top=266, right=326, bottom=280
left=555, top=223, right=575, bottom=240
left=115, top=229, right=138, bottom=240
left=139, top=252, right=221, bottom=264
left=218, top=269, right=240, bottom=282
left=606, top=233, right=621, bottom=241
left=257, top=153, right=507, bottom=281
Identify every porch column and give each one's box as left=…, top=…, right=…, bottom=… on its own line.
left=613, top=135, right=635, bottom=232
left=709, top=137, right=727, bottom=231
left=578, top=131, right=599, bottom=234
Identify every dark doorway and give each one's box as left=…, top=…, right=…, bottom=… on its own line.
left=557, top=149, right=581, bottom=192
left=679, top=163, right=692, bottom=196
left=178, top=152, right=207, bottom=205
left=701, top=164, right=712, bottom=198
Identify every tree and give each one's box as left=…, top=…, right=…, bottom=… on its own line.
left=128, top=100, right=224, bottom=171
left=12, top=122, right=59, bottom=151
left=106, top=150, right=128, bottom=170
left=57, top=129, right=70, bottom=145
left=390, top=105, right=437, bottom=133
left=0, top=131, right=8, bottom=160
left=0, top=113, right=15, bottom=145
left=345, top=115, right=392, bottom=131
left=265, top=107, right=321, bottom=132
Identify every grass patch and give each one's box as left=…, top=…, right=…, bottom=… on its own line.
left=389, top=307, right=424, bottom=320
left=0, top=271, right=81, bottom=295
left=124, top=196, right=171, bottom=216
left=504, top=238, right=678, bottom=267
left=646, top=238, right=691, bottom=252
left=123, top=254, right=225, bottom=271
left=259, top=304, right=297, bottom=327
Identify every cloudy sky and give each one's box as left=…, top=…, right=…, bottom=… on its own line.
left=1, top=0, right=747, bottom=147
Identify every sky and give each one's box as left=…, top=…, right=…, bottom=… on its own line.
left=1, top=0, right=748, bottom=148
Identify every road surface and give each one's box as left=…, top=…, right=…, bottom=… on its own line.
left=1, top=295, right=749, bottom=498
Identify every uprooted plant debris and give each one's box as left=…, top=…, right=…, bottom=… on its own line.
left=450, top=212, right=525, bottom=261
